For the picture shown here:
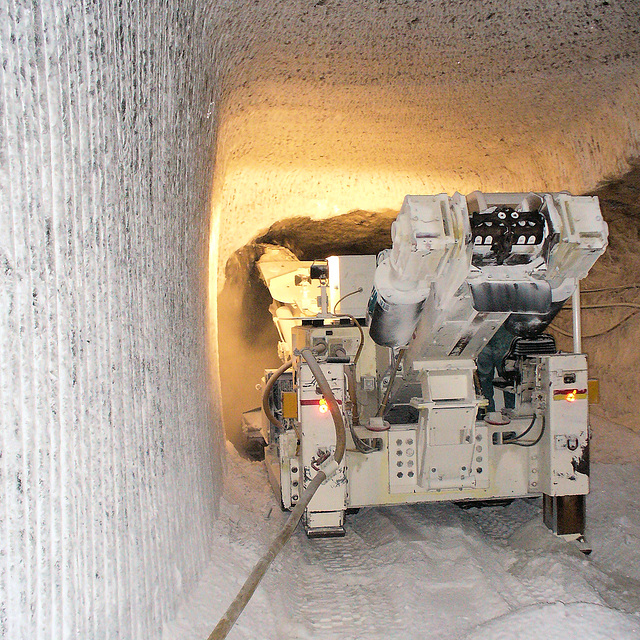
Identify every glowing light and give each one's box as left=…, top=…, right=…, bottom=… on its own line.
left=319, top=398, right=329, bottom=414
left=566, top=391, right=577, bottom=402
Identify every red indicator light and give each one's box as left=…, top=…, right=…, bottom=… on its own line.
left=319, top=399, right=329, bottom=414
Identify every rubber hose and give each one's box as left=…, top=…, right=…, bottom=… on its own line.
left=262, top=359, right=293, bottom=432
left=299, top=347, right=346, bottom=463
left=207, top=470, right=326, bottom=640
left=208, top=349, right=346, bottom=640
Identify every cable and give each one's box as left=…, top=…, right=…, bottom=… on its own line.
left=550, top=310, right=639, bottom=339
left=333, top=287, right=363, bottom=314
left=506, top=415, right=546, bottom=447
left=582, top=284, right=640, bottom=293
left=209, top=350, right=346, bottom=640
left=552, top=302, right=640, bottom=339
left=558, top=302, right=640, bottom=311
left=503, top=413, right=538, bottom=442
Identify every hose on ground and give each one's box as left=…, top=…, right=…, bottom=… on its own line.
left=208, top=349, right=345, bottom=640
left=207, top=471, right=327, bottom=640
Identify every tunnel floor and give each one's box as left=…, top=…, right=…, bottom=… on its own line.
left=164, top=432, right=640, bottom=640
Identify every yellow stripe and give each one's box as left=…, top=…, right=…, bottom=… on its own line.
left=553, top=393, right=587, bottom=401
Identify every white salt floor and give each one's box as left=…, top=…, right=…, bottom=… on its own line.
left=164, top=443, right=640, bottom=640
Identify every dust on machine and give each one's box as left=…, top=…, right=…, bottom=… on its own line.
left=246, top=191, right=608, bottom=543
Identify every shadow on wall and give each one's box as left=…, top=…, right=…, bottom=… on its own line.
left=217, top=209, right=396, bottom=447
left=218, top=164, right=640, bottom=449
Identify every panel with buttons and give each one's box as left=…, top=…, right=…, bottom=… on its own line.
left=388, top=428, right=419, bottom=492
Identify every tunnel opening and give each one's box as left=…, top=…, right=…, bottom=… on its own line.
left=217, top=208, right=397, bottom=451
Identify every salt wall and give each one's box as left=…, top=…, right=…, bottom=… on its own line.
left=1, top=2, right=224, bottom=638
left=3, top=0, right=640, bottom=638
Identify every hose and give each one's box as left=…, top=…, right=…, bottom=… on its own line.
left=261, top=359, right=301, bottom=441
left=207, top=471, right=327, bottom=640
left=208, top=350, right=346, bottom=640
left=503, top=413, right=538, bottom=442
left=506, top=415, right=546, bottom=448
left=333, top=287, right=363, bottom=314
left=299, top=347, right=346, bottom=464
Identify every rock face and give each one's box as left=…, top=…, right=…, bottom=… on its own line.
left=554, top=163, right=640, bottom=436
left=3, top=0, right=640, bottom=638
left=0, top=3, right=223, bottom=638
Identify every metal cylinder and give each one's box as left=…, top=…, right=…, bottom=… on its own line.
left=368, top=287, right=425, bottom=347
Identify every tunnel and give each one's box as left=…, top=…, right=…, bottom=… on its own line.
left=2, top=1, right=640, bottom=638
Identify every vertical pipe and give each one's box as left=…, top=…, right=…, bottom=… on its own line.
left=572, top=284, right=582, bottom=353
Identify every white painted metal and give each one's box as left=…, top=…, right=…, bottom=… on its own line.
left=572, top=285, right=582, bottom=353
left=257, top=191, right=606, bottom=537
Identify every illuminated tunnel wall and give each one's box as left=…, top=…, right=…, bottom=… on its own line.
left=2, top=0, right=640, bottom=637
left=213, top=1, right=640, bottom=445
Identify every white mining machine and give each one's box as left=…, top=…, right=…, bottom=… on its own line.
left=250, top=191, right=608, bottom=542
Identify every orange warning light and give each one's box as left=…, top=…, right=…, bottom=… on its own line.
left=319, top=398, right=329, bottom=414
left=566, top=391, right=577, bottom=402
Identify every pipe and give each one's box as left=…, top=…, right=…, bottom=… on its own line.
left=261, top=359, right=300, bottom=440
left=572, top=284, right=582, bottom=353
left=345, top=364, right=360, bottom=427
left=376, top=348, right=406, bottom=417
left=208, top=349, right=346, bottom=640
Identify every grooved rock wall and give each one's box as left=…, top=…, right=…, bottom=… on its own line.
left=3, top=0, right=640, bottom=637
left=0, top=2, right=223, bottom=637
